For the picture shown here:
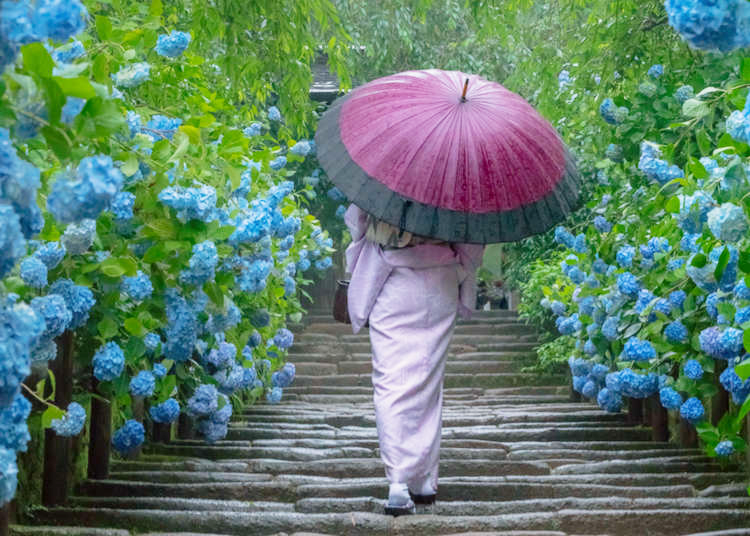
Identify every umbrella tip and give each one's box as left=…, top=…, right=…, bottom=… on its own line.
left=461, top=78, right=469, bottom=102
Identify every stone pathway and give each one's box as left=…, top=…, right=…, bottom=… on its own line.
left=17, top=310, right=750, bottom=535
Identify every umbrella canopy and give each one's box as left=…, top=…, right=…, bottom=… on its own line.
left=315, top=69, right=581, bottom=244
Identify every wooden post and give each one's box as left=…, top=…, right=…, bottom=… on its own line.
left=627, top=398, right=644, bottom=425
left=153, top=422, right=171, bottom=444
left=178, top=413, right=195, bottom=440
left=42, top=331, right=73, bottom=507
left=680, top=419, right=698, bottom=448
left=712, top=361, right=729, bottom=425
left=1, top=502, right=9, bottom=536
left=127, top=396, right=145, bottom=459
left=87, top=384, right=111, bottom=480
left=649, top=394, right=669, bottom=442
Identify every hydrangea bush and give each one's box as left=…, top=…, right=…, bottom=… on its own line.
left=524, top=31, right=750, bottom=461
left=0, top=0, right=338, bottom=507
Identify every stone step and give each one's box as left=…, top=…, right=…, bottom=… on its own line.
left=287, top=341, right=539, bottom=356
left=290, top=373, right=566, bottom=389
left=110, top=459, right=551, bottom=480
left=299, top=323, right=535, bottom=337
left=287, top=351, right=538, bottom=365
left=334, top=360, right=523, bottom=375
left=226, top=425, right=653, bottom=443
left=295, top=495, right=750, bottom=515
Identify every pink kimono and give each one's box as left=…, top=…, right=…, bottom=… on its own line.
left=344, top=205, right=484, bottom=491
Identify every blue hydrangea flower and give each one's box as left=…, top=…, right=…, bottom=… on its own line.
left=290, top=140, right=311, bottom=157
left=638, top=80, right=658, bottom=98
left=665, top=0, right=750, bottom=52
left=606, top=368, right=659, bottom=399
left=187, top=384, right=219, bottom=417
left=597, top=387, right=623, bottom=413
left=735, top=279, right=750, bottom=301
left=568, top=357, right=592, bottom=377
left=61, top=219, right=96, bottom=255
left=707, top=203, right=748, bottom=242
left=111, top=420, right=144, bottom=455
left=572, top=234, right=587, bottom=253
left=149, top=398, right=180, bottom=423
left=47, top=155, right=124, bottom=224
left=556, top=313, right=582, bottom=335
left=638, top=142, right=684, bottom=184
left=735, top=306, right=750, bottom=326
left=163, top=289, right=197, bottom=363
left=715, top=440, right=735, bottom=457
left=33, top=241, right=65, bottom=269
left=0, top=394, right=31, bottom=451
left=593, top=216, right=611, bottom=233
left=144, top=333, right=162, bottom=354
left=111, top=191, right=135, bottom=221
left=315, top=257, right=333, bottom=271
left=244, top=122, right=262, bottom=137
left=647, top=64, right=664, bottom=78
left=668, top=290, right=687, bottom=310
left=684, top=359, right=704, bottom=380
left=680, top=233, right=701, bottom=253
left=709, top=245, right=738, bottom=291
left=616, top=272, right=639, bottom=297
left=92, top=342, right=125, bottom=382
left=675, top=85, right=694, bottom=103
left=61, top=97, right=84, bottom=124
left=699, top=326, right=722, bottom=358
left=152, top=363, right=167, bottom=378
left=0, top=208, right=25, bottom=279
left=180, top=241, right=218, bottom=285
left=33, top=0, right=88, bottom=42
left=112, top=62, right=151, bottom=88
left=48, top=279, right=94, bottom=329
left=616, top=245, right=635, bottom=268
left=272, top=363, right=295, bottom=388
left=155, top=30, right=190, bottom=57
left=268, top=106, right=282, bottom=121
left=50, top=402, right=86, bottom=437
left=31, top=295, right=71, bottom=339
left=659, top=387, right=683, bottom=410
left=121, top=270, right=153, bottom=301
left=246, top=331, right=262, bottom=349
left=266, top=386, right=283, bottom=404
left=129, top=370, right=155, bottom=397
left=554, top=226, right=575, bottom=248
left=599, top=98, right=620, bottom=125
left=680, top=397, right=705, bottom=424
left=602, top=316, right=619, bottom=341
left=0, top=297, right=44, bottom=407
left=667, top=258, right=685, bottom=271
left=19, top=256, right=47, bottom=288
left=550, top=300, right=566, bottom=316
left=686, top=255, right=718, bottom=293
left=605, top=143, right=623, bottom=162
left=0, top=447, right=18, bottom=505
left=622, top=337, right=657, bottom=362
left=726, top=98, right=750, bottom=144
left=665, top=321, right=688, bottom=344
left=51, top=40, right=85, bottom=64
left=273, top=328, right=294, bottom=350
left=146, top=115, right=182, bottom=140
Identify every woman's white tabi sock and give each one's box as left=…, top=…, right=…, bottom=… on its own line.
left=388, top=482, right=411, bottom=506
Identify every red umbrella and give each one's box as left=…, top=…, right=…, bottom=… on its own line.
left=315, top=69, right=580, bottom=243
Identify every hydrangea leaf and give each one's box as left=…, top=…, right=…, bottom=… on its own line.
left=95, top=15, right=113, bottom=41
left=22, top=43, right=54, bottom=78
left=741, top=58, right=750, bottom=82
left=41, top=406, right=65, bottom=429
left=124, top=317, right=145, bottom=336
left=54, top=77, right=96, bottom=99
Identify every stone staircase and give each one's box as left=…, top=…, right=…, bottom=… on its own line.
left=17, top=310, right=750, bottom=536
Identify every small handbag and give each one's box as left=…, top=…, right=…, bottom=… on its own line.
left=333, top=279, right=351, bottom=324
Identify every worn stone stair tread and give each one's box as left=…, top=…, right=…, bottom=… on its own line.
left=70, top=496, right=294, bottom=512
left=9, top=528, right=130, bottom=536
left=32, top=508, right=750, bottom=536
left=685, top=531, right=750, bottom=536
